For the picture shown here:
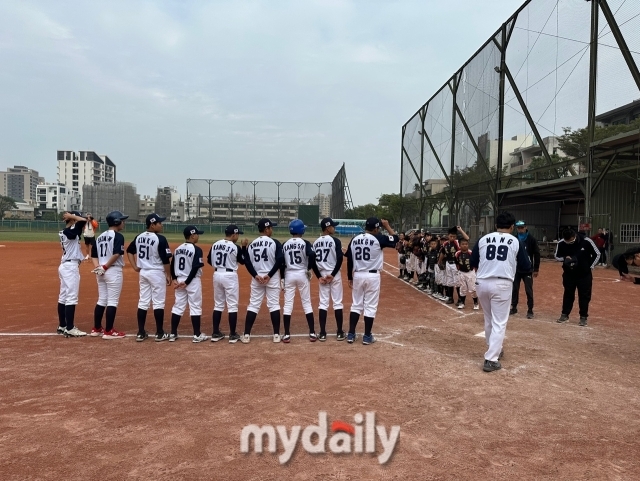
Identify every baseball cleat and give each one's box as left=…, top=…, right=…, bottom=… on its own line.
left=56, top=326, right=66, bottom=335
left=483, top=360, right=502, bottom=372
left=445, top=298, right=455, bottom=305
left=136, top=331, right=148, bottom=342
left=526, top=310, right=534, bottom=319
left=228, top=333, right=241, bottom=344
left=192, top=333, right=209, bottom=343
left=336, top=331, right=346, bottom=341
left=90, top=327, right=104, bottom=337
left=282, top=334, right=291, bottom=343
left=309, top=333, right=318, bottom=342
left=509, top=307, right=517, bottom=315
left=273, top=334, right=281, bottom=343
left=64, top=327, right=87, bottom=338
left=155, top=333, right=170, bottom=342
left=473, top=303, right=479, bottom=310
left=362, top=334, right=376, bottom=345
left=556, top=314, right=569, bottom=324
left=457, top=303, right=464, bottom=309
left=579, top=317, right=588, bottom=327
left=318, top=333, right=327, bottom=342
left=498, top=350, right=504, bottom=360
left=240, top=334, right=251, bottom=344
left=169, top=334, right=178, bottom=342
left=211, top=332, right=225, bottom=342
left=346, top=332, right=356, bottom=344
left=102, top=329, right=125, bottom=339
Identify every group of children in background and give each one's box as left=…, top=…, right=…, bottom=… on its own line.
left=396, top=227, right=479, bottom=310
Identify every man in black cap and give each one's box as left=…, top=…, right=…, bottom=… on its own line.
left=241, top=218, right=285, bottom=343
left=207, top=224, right=249, bottom=343
left=510, top=220, right=540, bottom=319
left=345, top=217, right=399, bottom=344
left=312, top=217, right=344, bottom=341
left=126, top=213, right=173, bottom=341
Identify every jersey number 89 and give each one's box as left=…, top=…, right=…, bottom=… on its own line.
left=354, top=246, right=371, bottom=261
left=486, top=244, right=508, bottom=261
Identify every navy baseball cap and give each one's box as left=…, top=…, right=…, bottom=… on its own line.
left=365, top=217, right=381, bottom=230
left=146, top=213, right=166, bottom=227
left=183, top=225, right=204, bottom=238
left=515, top=220, right=526, bottom=227
left=225, top=224, right=244, bottom=236
left=320, top=217, right=339, bottom=229
left=257, top=218, right=277, bottom=230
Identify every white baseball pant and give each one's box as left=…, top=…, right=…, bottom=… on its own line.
left=247, top=272, right=281, bottom=313
left=284, top=270, right=313, bottom=315
left=213, top=271, right=239, bottom=313
left=435, top=266, right=445, bottom=285
left=458, top=270, right=477, bottom=297
left=397, top=253, right=404, bottom=268
left=172, top=277, right=202, bottom=316
left=138, top=269, right=167, bottom=310
left=96, top=266, right=123, bottom=307
left=444, top=262, right=459, bottom=287
left=351, top=271, right=381, bottom=318
left=476, top=277, right=513, bottom=362
left=58, top=261, right=80, bottom=305
left=318, top=270, right=343, bottom=311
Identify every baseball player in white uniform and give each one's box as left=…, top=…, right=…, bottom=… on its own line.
left=313, top=217, right=344, bottom=341
left=126, top=213, right=173, bottom=342
left=470, top=212, right=531, bottom=372
left=282, top=219, right=320, bottom=343
left=169, top=226, right=208, bottom=343
left=345, top=217, right=399, bottom=345
left=90, top=210, right=129, bottom=339
left=57, top=211, right=88, bottom=337
left=207, top=224, right=248, bottom=343
left=241, top=218, right=285, bottom=344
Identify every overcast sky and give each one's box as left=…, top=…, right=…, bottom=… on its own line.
left=0, top=0, right=523, bottom=205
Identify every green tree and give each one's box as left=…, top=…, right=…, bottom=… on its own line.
left=0, top=195, right=17, bottom=219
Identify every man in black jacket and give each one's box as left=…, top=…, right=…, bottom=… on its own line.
left=554, top=228, right=600, bottom=326
left=510, top=220, right=541, bottom=319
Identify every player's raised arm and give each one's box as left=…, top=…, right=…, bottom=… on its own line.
left=457, top=226, right=469, bottom=241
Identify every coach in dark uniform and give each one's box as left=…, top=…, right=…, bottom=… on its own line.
left=554, top=228, right=600, bottom=327
left=510, top=220, right=540, bottom=319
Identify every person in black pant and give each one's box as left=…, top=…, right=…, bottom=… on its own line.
left=510, top=220, right=540, bottom=319
left=554, top=228, right=600, bottom=326
left=612, top=246, right=640, bottom=283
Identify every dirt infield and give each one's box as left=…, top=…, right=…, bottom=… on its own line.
left=1, top=241, right=640, bottom=480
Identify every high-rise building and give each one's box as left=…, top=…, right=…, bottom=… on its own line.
left=0, top=165, right=44, bottom=204
left=57, top=150, right=116, bottom=194
left=155, top=186, right=182, bottom=220
left=82, top=182, right=139, bottom=222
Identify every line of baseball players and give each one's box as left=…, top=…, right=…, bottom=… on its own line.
left=55, top=211, right=399, bottom=345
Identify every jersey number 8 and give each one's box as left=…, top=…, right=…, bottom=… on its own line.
left=486, top=244, right=508, bottom=261
left=354, top=246, right=371, bottom=261
left=178, top=257, right=186, bottom=270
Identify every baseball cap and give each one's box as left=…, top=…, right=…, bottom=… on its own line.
left=225, top=224, right=244, bottom=236
left=257, top=218, right=277, bottom=230
left=365, top=217, right=381, bottom=230
left=320, top=217, right=339, bottom=229
left=183, top=225, right=204, bottom=238
left=145, top=213, right=166, bottom=227
left=515, top=220, right=527, bottom=227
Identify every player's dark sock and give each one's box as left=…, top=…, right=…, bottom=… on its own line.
left=305, top=312, right=315, bottom=334
left=153, top=309, right=165, bottom=335
left=283, top=314, right=291, bottom=336
left=94, top=304, right=106, bottom=329
left=456, top=287, right=461, bottom=298
left=212, top=310, right=222, bottom=335
left=335, top=309, right=344, bottom=333
left=137, top=308, right=147, bottom=334
left=447, top=286, right=454, bottom=299
left=473, top=297, right=478, bottom=305
left=364, top=316, right=374, bottom=337
left=65, top=305, right=76, bottom=330
left=191, top=315, right=201, bottom=337
left=244, top=311, right=257, bottom=335
left=458, top=296, right=466, bottom=306
left=348, top=311, right=360, bottom=334
left=319, top=309, right=327, bottom=335
left=57, top=302, right=66, bottom=327
left=229, top=312, right=238, bottom=336
left=105, top=306, right=117, bottom=331
left=170, top=313, right=181, bottom=336
left=270, top=310, right=281, bottom=335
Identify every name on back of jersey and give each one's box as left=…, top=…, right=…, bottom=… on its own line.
left=175, top=247, right=194, bottom=258
left=484, top=235, right=514, bottom=246
left=212, top=242, right=235, bottom=253
left=314, top=239, right=333, bottom=248
left=351, top=237, right=375, bottom=246
left=283, top=242, right=303, bottom=252
left=251, top=239, right=271, bottom=247
left=138, top=237, right=156, bottom=246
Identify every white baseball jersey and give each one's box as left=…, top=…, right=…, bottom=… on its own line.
left=283, top=237, right=315, bottom=272
left=171, top=242, right=204, bottom=283
left=471, top=232, right=531, bottom=281
left=245, top=236, right=284, bottom=277
left=208, top=240, right=244, bottom=271
left=127, top=232, right=172, bottom=270
left=313, top=235, right=343, bottom=275
left=92, top=230, right=125, bottom=267
left=59, top=221, right=86, bottom=263
left=346, top=232, right=399, bottom=277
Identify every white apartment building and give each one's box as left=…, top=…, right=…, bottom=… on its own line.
left=36, top=183, right=81, bottom=213
left=57, top=150, right=116, bottom=194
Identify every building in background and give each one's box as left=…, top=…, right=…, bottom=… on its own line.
left=155, top=186, right=183, bottom=221
left=4, top=201, right=35, bottom=219
left=82, top=182, right=139, bottom=222
left=139, top=195, right=156, bottom=219
left=595, top=98, right=640, bottom=126
left=314, top=193, right=331, bottom=218
left=36, top=183, right=81, bottom=213
left=0, top=165, right=44, bottom=204
left=508, top=136, right=563, bottom=174
left=57, top=151, right=116, bottom=201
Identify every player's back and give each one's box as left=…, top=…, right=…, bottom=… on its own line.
left=95, top=230, right=125, bottom=267
left=475, top=233, right=520, bottom=280
left=59, top=222, right=85, bottom=263
left=173, top=242, right=203, bottom=278
left=313, top=234, right=340, bottom=271
left=132, top=231, right=168, bottom=270
left=247, top=235, right=279, bottom=275
left=348, top=233, right=384, bottom=272
left=210, top=239, right=241, bottom=271
left=283, top=237, right=311, bottom=271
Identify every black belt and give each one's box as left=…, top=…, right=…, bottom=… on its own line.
left=65, top=259, right=80, bottom=264
left=446, top=260, right=456, bottom=264
left=368, top=270, right=378, bottom=273
left=216, top=268, right=234, bottom=272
